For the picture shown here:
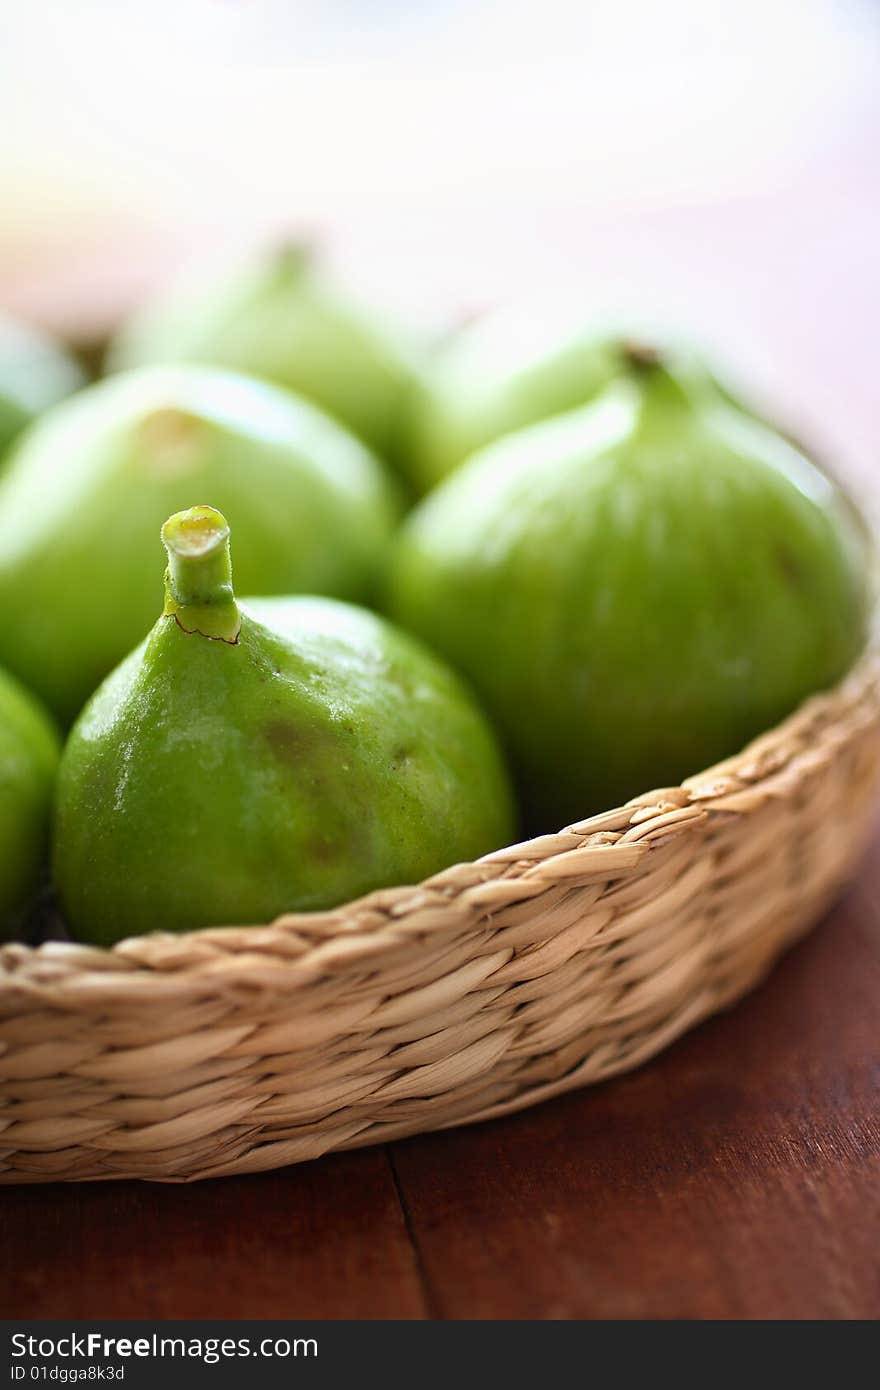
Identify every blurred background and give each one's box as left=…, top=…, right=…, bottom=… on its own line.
left=0, top=0, right=877, bottom=493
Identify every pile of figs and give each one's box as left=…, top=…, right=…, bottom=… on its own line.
left=0, top=249, right=870, bottom=945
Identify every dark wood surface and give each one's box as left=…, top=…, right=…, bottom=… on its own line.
left=4, top=825, right=878, bottom=1321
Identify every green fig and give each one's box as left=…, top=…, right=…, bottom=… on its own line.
left=109, top=244, right=420, bottom=467
left=53, top=506, right=515, bottom=943
left=0, top=365, right=399, bottom=723
left=389, top=355, right=870, bottom=829
left=405, top=307, right=748, bottom=494
left=0, top=314, right=84, bottom=460
left=0, top=667, right=61, bottom=935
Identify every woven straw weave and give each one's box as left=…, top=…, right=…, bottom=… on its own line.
left=2, top=651, right=879, bottom=1183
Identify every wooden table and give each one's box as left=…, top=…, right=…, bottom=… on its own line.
left=4, top=824, right=878, bottom=1321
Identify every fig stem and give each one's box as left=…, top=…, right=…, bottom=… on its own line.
left=161, top=506, right=241, bottom=643
left=274, top=239, right=314, bottom=278
left=620, top=344, right=696, bottom=421
left=619, top=339, right=663, bottom=371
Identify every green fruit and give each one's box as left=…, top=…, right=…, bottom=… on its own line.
left=390, top=356, right=870, bottom=829
left=0, top=667, right=60, bottom=935
left=405, top=308, right=744, bottom=494
left=0, top=314, right=84, bottom=459
left=109, top=244, right=420, bottom=466
left=53, top=507, right=515, bottom=943
left=0, top=365, right=399, bottom=723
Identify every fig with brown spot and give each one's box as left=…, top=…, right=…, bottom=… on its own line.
left=52, top=507, right=515, bottom=943
left=0, top=365, right=398, bottom=722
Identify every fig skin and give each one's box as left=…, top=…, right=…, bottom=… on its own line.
left=53, top=508, right=515, bottom=944
left=0, top=314, right=84, bottom=460
left=0, top=667, right=61, bottom=936
left=0, top=365, right=399, bottom=723
left=389, top=362, right=871, bottom=830
left=404, top=309, right=748, bottom=494
left=109, top=245, right=420, bottom=467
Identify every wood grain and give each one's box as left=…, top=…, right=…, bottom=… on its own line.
left=2, top=830, right=878, bottom=1319
left=390, top=830, right=880, bottom=1320
left=1, top=1147, right=427, bottom=1320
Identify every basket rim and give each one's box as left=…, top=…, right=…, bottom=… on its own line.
left=3, top=645, right=879, bottom=992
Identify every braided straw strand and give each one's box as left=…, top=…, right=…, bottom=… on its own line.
left=2, top=651, right=879, bottom=1182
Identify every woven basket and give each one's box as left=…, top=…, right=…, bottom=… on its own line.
left=2, top=650, right=879, bottom=1184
